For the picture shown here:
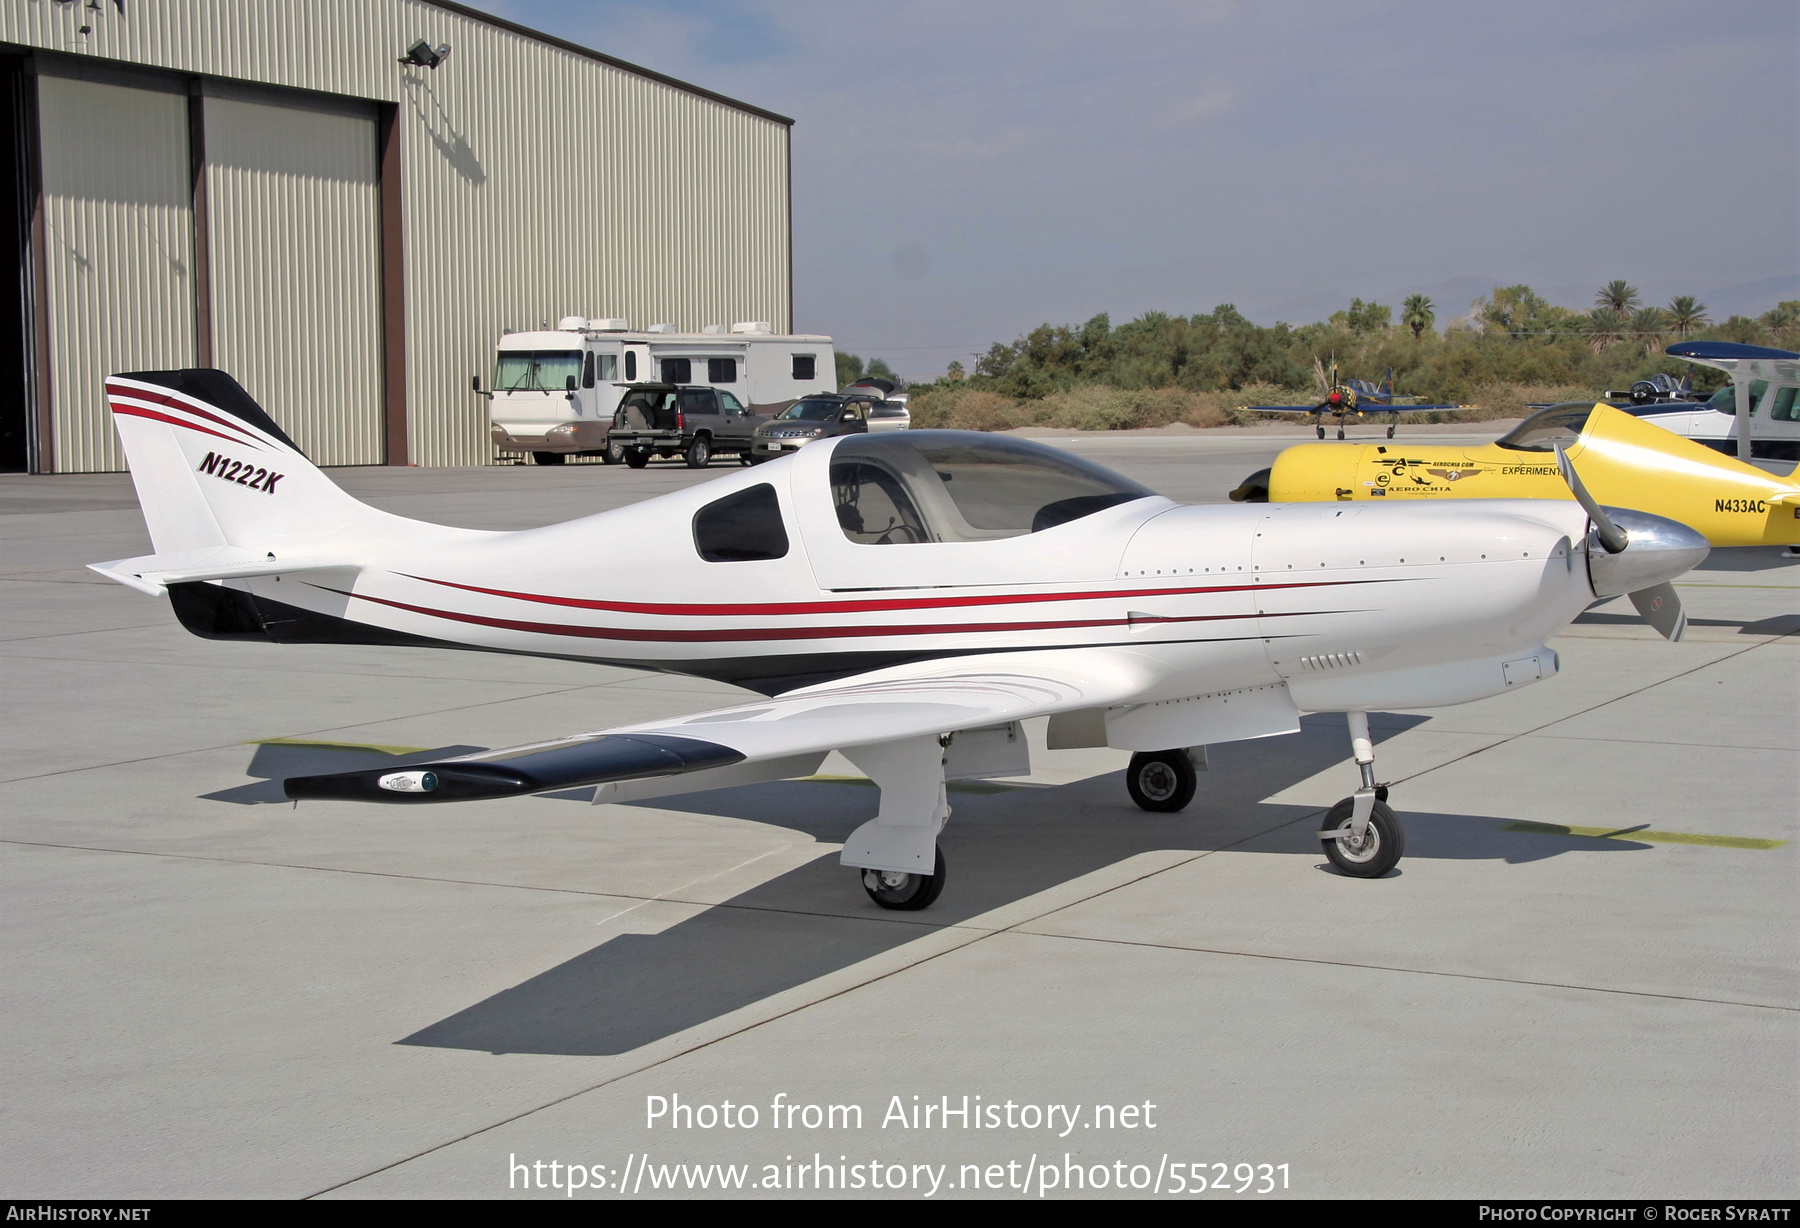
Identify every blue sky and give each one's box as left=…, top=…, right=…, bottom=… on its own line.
left=484, top=1, right=1800, bottom=376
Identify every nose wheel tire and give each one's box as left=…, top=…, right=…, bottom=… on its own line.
left=1319, top=797, right=1404, bottom=878
left=861, top=846, right=946, bottom=911
left=1126, top=750, right=1197, bottom=812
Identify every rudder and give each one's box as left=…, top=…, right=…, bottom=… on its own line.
left=106, top=369, right=389, bottom=553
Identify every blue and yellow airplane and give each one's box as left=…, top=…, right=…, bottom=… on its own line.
left=1244, top=357, right=1464, bottom=439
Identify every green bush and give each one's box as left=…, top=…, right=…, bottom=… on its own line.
left=897, top=286, right=1788, bottom=432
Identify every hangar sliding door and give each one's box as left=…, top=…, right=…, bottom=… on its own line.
left=203, top=94, right=382, bottom=466
left=37, top=74, right=197, bottom=474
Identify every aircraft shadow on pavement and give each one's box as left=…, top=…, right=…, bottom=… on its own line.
left=1693, top=547, right=1795, bottom=574
left=1574, top=610, right=1800, bottom=635
left=201, top=742, right=486, bottom=805
left=397, top=713, right=1647, bottom=1058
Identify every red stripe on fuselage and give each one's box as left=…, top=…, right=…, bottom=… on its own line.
left=402, top=573, right=1359, bottom=618
left=328, top=587, right=1267, bottom=643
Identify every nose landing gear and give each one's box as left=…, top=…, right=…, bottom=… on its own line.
left=1317, top=711, right=1404, bottom=877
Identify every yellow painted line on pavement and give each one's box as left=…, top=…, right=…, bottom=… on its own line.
left=1504, top=820, right=1787, bottom=850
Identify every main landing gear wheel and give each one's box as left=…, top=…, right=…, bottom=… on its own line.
left=624, top=447, right=650, bottom=469
left=861, top=846, right=946, bottom=911
left=1386, top=424, right=1396, bottom=439
left=1126, top=750, right=1197, bottom=812
left=1319, top=797, right=1404, bottom=878
left=1316, top=425, right=1326, bottom=439
left=532, top=450, right=565, bottom=465
left=685, top=436, right=712, bottom=468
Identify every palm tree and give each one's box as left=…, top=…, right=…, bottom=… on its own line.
left=1630, top=306, right=1669, bottom=352
left=1586, top=307, right=1625, bottom=354
left=1760, top=301, right=1799, bottom=342
left=1667, top=295, right=1709, bottom=339
left=1596, top=280, right=1641, bottom=313
left=1401, top=294, right=1435, bottom=341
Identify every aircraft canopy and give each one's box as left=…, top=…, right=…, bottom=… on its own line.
left=1494, top=403, right=1597, bottom=452
left=828, top=431, right=1154, bottom=544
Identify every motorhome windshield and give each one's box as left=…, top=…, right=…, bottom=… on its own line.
left=495, top=351, right=583, bottom=392
left=778, top=399, right=844, bottom=421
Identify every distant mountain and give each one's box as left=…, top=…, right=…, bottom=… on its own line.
left=1532, top=276, right=1798, bottom=318
left=1244, top=272, right=1799, bottom=328
left=1245, top=276, right=1507, bottom=328
left=1690, top=274, right=1799, bottom=321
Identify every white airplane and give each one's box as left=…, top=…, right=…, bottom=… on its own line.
left=92, top=370, right=1709, bottom=908
left=1649, top=341, right=1799, bottom=475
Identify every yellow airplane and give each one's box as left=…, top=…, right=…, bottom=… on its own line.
left=1229, top=401, right=1800, bottom=548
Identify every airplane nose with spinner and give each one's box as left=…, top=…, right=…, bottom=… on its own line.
left=1582, top=508, right=1710, bottom=598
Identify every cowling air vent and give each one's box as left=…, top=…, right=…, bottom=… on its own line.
left=1299, top=651, right=1363, bottom=671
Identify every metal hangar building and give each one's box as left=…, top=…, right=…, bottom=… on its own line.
left=1, top=1, right=793, bottom=472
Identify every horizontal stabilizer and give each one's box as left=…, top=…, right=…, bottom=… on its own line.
left=285, top=733, right=745, bottom=804
left=89, top=547, right=361, bottom=595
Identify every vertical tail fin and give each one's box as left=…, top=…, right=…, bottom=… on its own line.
left=105, top=369, right=395, bottom=554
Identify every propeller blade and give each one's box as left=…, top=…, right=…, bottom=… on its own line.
left=1554, top=443, right=1628, bottom=554
left=1628, top=582, right=1687, bottom=642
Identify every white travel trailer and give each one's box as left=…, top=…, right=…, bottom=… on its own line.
left=484, top=318, right=836, bottom=464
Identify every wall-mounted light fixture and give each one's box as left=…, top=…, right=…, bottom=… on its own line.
left=398, top=40, right=452, bottom=69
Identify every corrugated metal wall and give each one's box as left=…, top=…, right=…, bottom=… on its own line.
left=397, top=29, right=791, bottom=466
left=204, top=95, right=382, bottom=466
left=5, top=1, right=792, bottom=470
left=37, top=75, right=196, bottom=473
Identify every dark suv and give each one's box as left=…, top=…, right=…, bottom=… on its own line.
left=608, top=384, right=763, bottom=468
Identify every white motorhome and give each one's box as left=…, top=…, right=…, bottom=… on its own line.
left=484, top=318, right=836, bottom=464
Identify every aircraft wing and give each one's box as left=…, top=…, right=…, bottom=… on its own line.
left=284, top=647, right=1157, bottom=804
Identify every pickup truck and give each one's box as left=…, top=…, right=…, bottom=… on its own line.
left=608, top=383, right=763, bottom=468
